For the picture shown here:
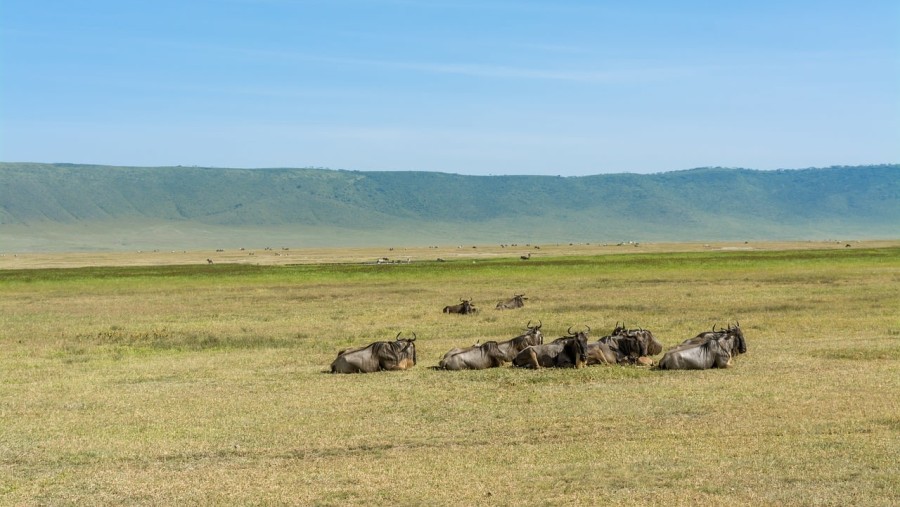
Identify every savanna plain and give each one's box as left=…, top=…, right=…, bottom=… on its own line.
left=1, top=242, right=898, bottom=506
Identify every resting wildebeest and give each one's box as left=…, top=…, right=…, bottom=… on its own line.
left=443, top=298, right=477, bottom=314
left=586, top=323, right=626, bottom=365
left=438, top=341, right=508, bottom=370
left=495, top=294, right=528, bottom=310
left=611, top=327, right=663, bottom=365
left=675, top=323, right=746, bottom=354
left=513, top=327, right=588, bottom=369
left=330, top=332, right=418, bottom=373
left=656, top=324, right=747, bottom=370
left=586, top=323, right=664, bottom=366
left=496, top=321, right=544, bottom=361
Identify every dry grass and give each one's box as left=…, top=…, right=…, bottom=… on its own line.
left=1, top=245, right=898, bottom=505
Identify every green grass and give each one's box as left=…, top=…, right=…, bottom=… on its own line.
left=1, top=247, right=898, bottom=505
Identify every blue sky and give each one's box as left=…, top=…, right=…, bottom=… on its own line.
left=2, top=0, right=898, bottom=175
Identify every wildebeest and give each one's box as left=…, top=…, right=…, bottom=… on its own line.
left=513, top=327, right=588, bottom=369
left=496, top=294, right=528, bottom=310
left=631, top=328, right=663, bottom=357
left=675, top=323, right=746, bottom=353
left=438, top=341, right=508, bottom=370
left=443, top=298, right=477, bottom=314
left=330, top=333, right=418, bottom=373
left=656, top=324, right=747, bottom=370
left=609, top=326, right=663, bottom=363
left=586, top=323, right=663, bottom=366
left=496, top=321, right=544, bottom=361
left=586, top=323, right=626, bottom=365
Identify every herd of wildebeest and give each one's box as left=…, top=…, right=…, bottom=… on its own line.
left=329, top=294, right=748, bottom=373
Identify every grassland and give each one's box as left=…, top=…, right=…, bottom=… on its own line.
left=1, top=245, right=898, bottom=505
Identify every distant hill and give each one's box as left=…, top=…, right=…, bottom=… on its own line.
left=0, top=162, right=897, bottom=251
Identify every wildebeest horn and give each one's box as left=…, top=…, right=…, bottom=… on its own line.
left=584, top=325, right=591, bottom=334
left=409, top=332, right=417, bottom=342
left=712, top=324, right=717, bottom=332
left=567, top=326, right=575, bottom=335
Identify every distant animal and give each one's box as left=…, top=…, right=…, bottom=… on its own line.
left=443, top=298, right=477, bottom=314
left=656, top=324, right=747, bottom=370
left=206, top=258, right=213, bottom=264
left=520, top=253, right=531, bottom=260
left=496, top=321, right=544, bottom=361
left=330, top=333, right=418, bottom=373
left=496, top=294, right=528, bottom=310
left=438, top=341, right=508, bottom=370
left=513, top=326, right=588, bottom=369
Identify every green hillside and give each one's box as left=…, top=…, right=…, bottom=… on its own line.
left=0, top=163, right=897, bottom=251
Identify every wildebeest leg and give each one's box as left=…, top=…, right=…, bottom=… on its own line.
left=715, top=349, right=732, bottom=368
left=635, top=356, right=654, bottom=367
left=594, top=347, right=613, bottom=365
left=528, top=349, right=542, bottom=369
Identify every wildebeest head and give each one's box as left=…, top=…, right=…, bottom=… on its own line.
left=630, top=328, right=663, bottom=356
left=645, top=329, right=663, bottom=356
left=525, top=320, right=544, bottom=345
left=573, top=336, right=588, bottom=368
left=563, top=326, right=590, bottom=368
left=726, top=323, right=747, bottom=355
left=394, top=332, right=418, bottom=367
